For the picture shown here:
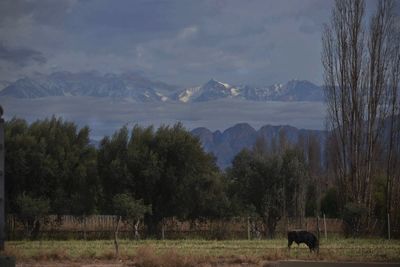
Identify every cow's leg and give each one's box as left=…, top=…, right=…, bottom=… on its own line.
left=305, top=241, right=312, bottom=252
left=288, top=239, right=293, bottom=250
left=308, top=242, right=317, bottom=253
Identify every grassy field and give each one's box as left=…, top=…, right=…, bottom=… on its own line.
left=3, top=238, right=400, bottom=266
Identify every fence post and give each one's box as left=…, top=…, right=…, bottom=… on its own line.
left=161, top=219, right=165, bottom=240
left=387, top=213, right=391, bottom=240
left=247, top=217, right=250, bottom=240
left=323, top=213, right=327, bottom=241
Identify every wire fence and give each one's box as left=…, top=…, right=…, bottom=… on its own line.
left=6, top=214, right=348, bottom=240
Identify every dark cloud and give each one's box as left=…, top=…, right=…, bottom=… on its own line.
left=0, top=0, right=76, bottom=26
left=0, top=0, right=338, bottom=85
left=0, top=43, right=46, bottom=67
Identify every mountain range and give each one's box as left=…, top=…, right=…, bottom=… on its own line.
left=0, top=71, right=177, bottom=101
left=191, top=123, right=327, bottom=169
left=0, top=71, right=324, bottom=102
left=176, top=79, right=323, bottom=102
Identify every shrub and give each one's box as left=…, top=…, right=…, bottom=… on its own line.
left=342, top=202, right=368, bottom=237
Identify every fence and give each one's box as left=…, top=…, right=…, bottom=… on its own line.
left=6, top=214, right=344, bottom=240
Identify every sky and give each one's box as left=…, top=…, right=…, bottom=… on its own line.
left=0, top=0, right=335, bottom=87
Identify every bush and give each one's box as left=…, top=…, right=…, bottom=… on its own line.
left=15, top=193, right=50, bottom=239
left=321, top=188, right=339, bottom=218
left=342, top=202, right=368, bottom=237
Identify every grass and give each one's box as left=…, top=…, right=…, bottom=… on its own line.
left=3, top=238, right=400, bottom=265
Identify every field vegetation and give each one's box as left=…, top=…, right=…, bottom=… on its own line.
left=4, top=238, right=400, bottom=265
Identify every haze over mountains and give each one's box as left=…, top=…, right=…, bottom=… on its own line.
left=192, top=123, right=326, bottom=169
left=0, top=71, right=324, bottom=102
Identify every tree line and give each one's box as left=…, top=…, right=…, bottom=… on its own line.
left=5, top=115, right=399, bottom=239
left=5, top=117, right=334, bottom=239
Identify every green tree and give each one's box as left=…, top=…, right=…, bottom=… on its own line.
left=229, top=149, right=284, bottom=238
left=98, top=123, right=226, bottom=236
left=97, top=126, right=130, bottom=212
left=5, top=117, right=100, bottom=218
left=320, top=187, right=339, bottom=218
left=343, top=202, right=368, bottom=237
left=15, top=193, right=50, bottom=239
left=112, top=193, right=151, bottom=257
left=281, top=148, right=308, bottom=226
left=229, top=146, right=310, bottom=238
left=305, top=184, right=318, bottom=217
left=113, top=193, right=151, bottom=239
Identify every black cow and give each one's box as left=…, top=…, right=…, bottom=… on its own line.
left=287, top=230, right=319, bottom=252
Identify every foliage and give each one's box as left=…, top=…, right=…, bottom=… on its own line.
left=342, top=202, right=368, bottom=238
left=5, top=117, right=100, bottom=216
left=98, top=123, right=229, bottom=236
left=112, top=193, right=151, bottom=221
left=228, top=147, right=309, bottom=238
left=281, top=148, right=308, bottom=220
left=320, top=187, right=339, bottom=218
left=15, top=193, right=50, bottom=239
left=305, top=184, right=317, bottom=217
left=6, top=116, right=400, bottom=240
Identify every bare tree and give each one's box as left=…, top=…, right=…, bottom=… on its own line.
left=322, top=0, right=366, bottom=208
left=383, top=1, right=400, bottom=237
left=322, top=0, right=400, bottom=227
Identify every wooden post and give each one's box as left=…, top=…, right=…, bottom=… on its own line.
left=83, top=217, right=87, bottom=240
left=316, top=216, right=320, bottom=253
left=247, top=217, right=250, bottom=240
left=387, top=213, right=391, bottom=240
left=134, top=219, right=140, bottom=240
left=161, top=220, right=165, bottom=240
left=323, top=213, right=327, bottom=241
left=114, top=216, right=121, bottom=258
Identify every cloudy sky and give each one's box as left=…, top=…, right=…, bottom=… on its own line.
left=0, top=0, right=338, bottom=87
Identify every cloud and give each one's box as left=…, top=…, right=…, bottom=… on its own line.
left=0, top=43, right=46, bottom=67
left=0, top=0, right=337, bottom=85
left=178, top=26, right=198, bottom=40
left=0, top=0, right=77, bottom=26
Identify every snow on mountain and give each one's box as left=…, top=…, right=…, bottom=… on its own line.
left=176, top=79, right=323, bottom=102
left=1, top=72, right=324, bottom=103
left=175, top=79, right=240, bottom=102
left=176, top=86, right=202, bottom=103
left=0, top=71, right=177, bottom=101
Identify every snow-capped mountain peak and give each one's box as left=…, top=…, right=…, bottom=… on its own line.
left=175, top=78, right=323, bottom=102
left=177, top=79, right=240, bottom=102
left=216, top=80, right=231, bottom=89
left=1, top=72, right=324, bottom=102
left=0, top=71, right=177, bottom=101
left=177, top=86, right=201, bottom=103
